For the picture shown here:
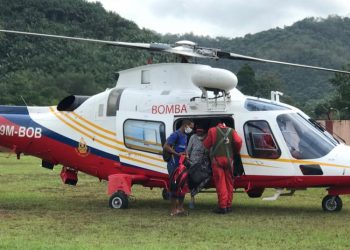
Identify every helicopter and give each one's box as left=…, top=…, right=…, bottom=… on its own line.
left=1, top=29, right=350, bottom=212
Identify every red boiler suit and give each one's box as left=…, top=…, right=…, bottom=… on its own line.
left=203, top=123, right=242, bottom=209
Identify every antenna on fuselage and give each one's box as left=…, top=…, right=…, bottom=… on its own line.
left=20, top=95, right=28, bottom=106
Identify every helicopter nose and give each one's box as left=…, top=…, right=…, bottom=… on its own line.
left=0, top=114, right=9, bottom=151
left=326, top=144, right=350, bottom=173
left=0, top=109, right=18, bottom=152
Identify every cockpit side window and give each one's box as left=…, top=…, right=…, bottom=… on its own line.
left=244, top=120, right=281, bottom=159
left=107, top=89, right=124, bottom=116
left=277, top=113, right=335, bottom=159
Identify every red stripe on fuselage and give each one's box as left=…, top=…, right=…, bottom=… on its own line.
left=0, top=115, right=30, bottom=151
left=0, top=115, right=167, bottom=181
left=2, top=115, right=350, bottom=190
left=235, top=175, right=350, bottom=189
left=31, top=135, right=169, bottom=181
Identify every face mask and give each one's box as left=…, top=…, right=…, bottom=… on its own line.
left=185, top=126, right=192, bottom=134
left=197, top=136, right=204, bottom=140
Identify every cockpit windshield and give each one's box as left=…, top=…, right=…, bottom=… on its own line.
left=277, top=113, right=335, bottom=159
left=307, top=118, right=339, bottom=145
left=245, top=99, right=290, bottom=111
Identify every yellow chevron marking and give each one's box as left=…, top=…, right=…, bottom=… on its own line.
left=242, top=161, right=281, bottom=168
left=120, top=155, right=166, bottom=170
left=70, top=111, right=116, bottom=136
left=50, top=107, right=120, bottom=150
left=240, top=154, right=350, bottom=169
left=49, top=107, right=165, bottom=165
left=62, top=111, right=122, bottom=145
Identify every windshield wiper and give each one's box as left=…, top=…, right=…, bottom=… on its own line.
left=309, top=118, right=325, bottom=132
left=309, top=118, right=343, bottom=144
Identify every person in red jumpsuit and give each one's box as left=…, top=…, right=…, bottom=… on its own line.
left=203, top=121, right=242, bottom=214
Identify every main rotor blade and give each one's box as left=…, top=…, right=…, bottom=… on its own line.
left=217, top=51, right=350, bottom=74
left=1, top=29, right=349, bottom=74
left=0, top=29, right=216, bottom=59
left=0, top=29, right=171, bottom=51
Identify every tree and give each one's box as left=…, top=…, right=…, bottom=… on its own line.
left=236, top=65, right=284, bottom=100
left=314, top=65, right=350, bottom=119
left=236, top=64, right=257, bottom=96
left=255, top=72, right=283, bottom=99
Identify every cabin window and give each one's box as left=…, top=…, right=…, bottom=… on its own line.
left=244, top=120, right=281, bottom=159
left=141, top=70, right=150, bottom=84
left=107, top=89, right=124, bottom=116
left=123, top=119, right=165, bottom=154
left=277, top=113, right=335, bottom=159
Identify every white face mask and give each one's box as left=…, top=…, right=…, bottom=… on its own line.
left=185, top=126, right=193, bottom=134
left=197, top=135, right=204, bottom=140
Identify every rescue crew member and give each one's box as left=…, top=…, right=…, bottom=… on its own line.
left=203, top=119, right=242, bottom=214
left=164, top=119, right=194, bottom=216
left=186, top=125, right=210, bottom=209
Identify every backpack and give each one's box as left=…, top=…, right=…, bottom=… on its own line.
left=169, top=155, right=189, bottom=195
left=162, top=131, right=179, bottom=162
left=209, top=127, right=234, bottom=169
left=162, top=148, right=172, bottom=162
left=209, top=127, right=245, bottom=176
left=187, top=161, right=212, bottom=196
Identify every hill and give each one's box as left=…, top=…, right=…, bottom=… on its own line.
left=163, top=16, right=350, bottom=112
left=0, top=0, right=160, bottom=105
left=1, top=0, right=350, bottom=115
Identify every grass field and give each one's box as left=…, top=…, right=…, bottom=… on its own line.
left=1, top=153, right=350, bottom=250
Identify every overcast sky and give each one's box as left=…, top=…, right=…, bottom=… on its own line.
left=87, top=0, right=350, bottom=38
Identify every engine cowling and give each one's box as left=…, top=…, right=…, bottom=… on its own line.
left=191, top=67, right=238, bottom=92
left=57, top=95, right=90, bottom=111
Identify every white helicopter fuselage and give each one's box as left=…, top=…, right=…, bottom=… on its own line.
left=1, top=62, right=350, bottom=210
left=2, top=63, right=350, bottom=178
left=2, top=28, right=350, bottom=210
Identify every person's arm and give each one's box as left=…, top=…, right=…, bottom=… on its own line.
left=164, top=143, right=181, bottom=157
left=203, top=128, right=214, bottom=149
left=187, top=136, right=194, bottom=157
left=164, top=132, right=182, bottom=157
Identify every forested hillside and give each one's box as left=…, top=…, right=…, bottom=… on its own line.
left=163, top=16, right=350, bottom=113
left=0, top=0, right=160, bottom=105
left=1, top=0, right=350, bottom=117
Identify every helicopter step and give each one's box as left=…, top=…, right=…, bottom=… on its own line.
left=262, top=188, right=296, bottom=201
left=60, top=166, right=78, bottom=186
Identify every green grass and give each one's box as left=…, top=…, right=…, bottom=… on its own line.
left=1, top=153, right=350, bottom=249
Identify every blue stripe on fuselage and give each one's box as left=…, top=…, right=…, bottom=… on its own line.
left=0, top=112, right=119, bottom=162
left=0, top=105, right=29, bottom=115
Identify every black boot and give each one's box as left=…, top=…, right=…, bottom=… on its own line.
left=212, top=207, right=226, bottom=214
